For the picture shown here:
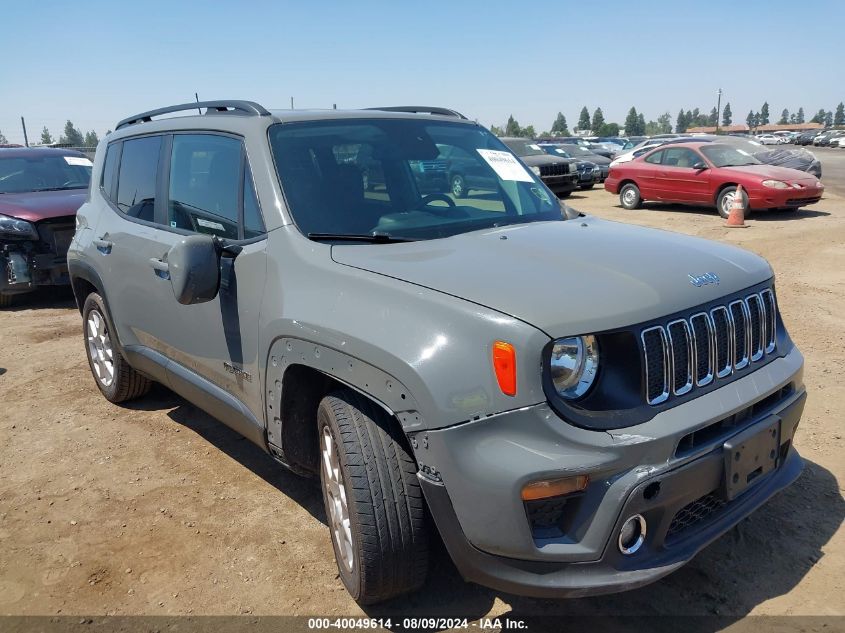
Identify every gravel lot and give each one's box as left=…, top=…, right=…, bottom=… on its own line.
left=1, top=170, right=843, bottom=623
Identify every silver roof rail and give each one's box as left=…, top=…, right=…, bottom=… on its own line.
left=364, top=106, right=468, bottom=120
left=116, top=100, right=271, bottom=130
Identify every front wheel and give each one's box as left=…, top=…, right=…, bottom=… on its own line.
left=716, top=186, right=749, bottom=219
left=619, top=183, right=642, bottom=209
left=318, top=389, right=429, bottom=604
left=0, top=293, right=15, bottom=308
left=580, top=183, right=595, bottom=190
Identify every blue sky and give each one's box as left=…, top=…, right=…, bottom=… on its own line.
left=2, top=0, right=843, bottom=144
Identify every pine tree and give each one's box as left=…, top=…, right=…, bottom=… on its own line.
left=59, top=120, right=84, bottom=146
left=550, top=112, right=569, bottom=135
left=84, top=131, right=99, bottom=147
left=810, top=109, right=826, bottom=124
left=591, top=108, right=605, bottom=133
left=709, top=107, right=718, bottom=126
left=760, top=102, right=770, bottom=125
left=676, top=109, right=688, bottom=133
left=505, top=115, right=521, bottom=137
left=796, top=107, right=805, bottom=124
left=578, top=106, right=590, bottom=132
left=778, top=109, right=789, bottom=125
left=722, top=102, right=732, bottom=126
left=746, top=110, right=755, bottom=129
left=624, top=107, right=640, bottom=135
left=824, top=111, right=833, bottom=127
left=637, top=113, right=646, bottom=135
left=835, top=102, right=845, bottom=127
left=0, top=129, right=7, bottom=144
left=40, top=127, right=53, bottom=144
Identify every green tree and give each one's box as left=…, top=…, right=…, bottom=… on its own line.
left=823, top=111, right=833, bottom=127
left=796, top=107, right=805, bottom=124
left=676, top=109, right=688, bottom=133
left=656, top=112, right=672, bottom=134
left=624, top=107, right=640, bottom=135
left=504, top=115, right=521, bottom=137
left=760, top=102, right=770, bottom=125
left=40, top=127, right=53, bottom=144
left=708, top=107, right=718, bottom=126
left=59, top=120, right=84, bottom=146
left=521, top=125, right=536, bottom=139
left=835, top=102, right=845, bottom=126
left=577, top=106, right=590, bottom=131
left=84, top=131, right=99, bottom=147
left=778, top=109, right=789, bottom=125
left=597, top=122, right=619, bottom=136
left=550, top=112, right=569, bottom=135
left=489, top=124, right=504, bottom=136
left=746, top=110, right=755, bottom=129
left=637, top=113, right=646, bottom=135
left=591, top=108, right=605, bottom=133
left=810, top=109, right=826, bottom=124
left=722, top=102, right=732, bottom=126
left=689, top=108, right=700, bottom=127
left=0, top=129, right=8, bottom=144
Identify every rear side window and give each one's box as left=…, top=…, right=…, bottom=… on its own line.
left=100, top=143, right=119, bottom=200
left=168, top=134, right=241, bottom=239
left=644, top=149, right=664, bottom=164
left=116, top=136, right=161, bottom=221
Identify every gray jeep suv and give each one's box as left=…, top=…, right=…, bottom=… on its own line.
left=68, top=101, right=807, bottom=604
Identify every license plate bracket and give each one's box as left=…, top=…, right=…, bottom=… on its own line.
left=722, top=416, right=780, bottom=501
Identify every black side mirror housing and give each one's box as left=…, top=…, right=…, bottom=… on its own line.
left=692, top=161, right=708, bottom=170
left=167, top=234, right=221, bottom=305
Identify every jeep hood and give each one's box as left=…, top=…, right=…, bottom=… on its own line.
left=0, top=189, right=87, bottom=223
left=331, top=217, right=773, bottom=337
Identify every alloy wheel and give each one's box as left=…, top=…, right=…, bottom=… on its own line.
left=86, top=309, right=115, bottom=387
left=321, top=425, right=355, bottom=572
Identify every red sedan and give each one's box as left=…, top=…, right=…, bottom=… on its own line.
left=604, top=141, right=824, bottom=218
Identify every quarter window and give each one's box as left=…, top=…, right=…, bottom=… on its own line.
left=168, top=134, right=242, bottom=239
left=116, top=136, right=161, bottom=222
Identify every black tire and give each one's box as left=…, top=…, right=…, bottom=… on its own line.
left=716, top=186, right=749, bottom=219
left=450, top=174, right=467, bottom=198
left=317, top=389, right=428, bottom=604
left=82, top=293, right=151, bottom=403
left=619, top=183, right=642, bottom=209
left=558, top=191, right=572, bottom=199
left=579, top=183, right=595, bottom=190
left=0, top=293, right=15, bottom=308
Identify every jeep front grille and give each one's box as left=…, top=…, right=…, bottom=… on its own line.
left=641, top=289, right=777, bottom=405
left=540, top=163, right=569, bottom=176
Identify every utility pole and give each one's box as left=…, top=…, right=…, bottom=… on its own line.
left=20, top=116, right=29, bottom=147
left=290, top=96, right=294, bottom=110
left=716, top=88, right=722, bottom=134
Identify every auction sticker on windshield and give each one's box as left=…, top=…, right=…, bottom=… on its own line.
left=63, top=156, right=93, bottom=166
left=477, top=149, right=534, bottom=182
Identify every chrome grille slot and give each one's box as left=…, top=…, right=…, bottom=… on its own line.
left=667, top=320, right=693, bottom=395
left=641, top=288, right=778, bottom=405
left=710, top=306, right=733, bottom=378
left=689, top=312, right=714, bottom=386
left=641, top=326, right=670, bottom=405
left=746, top=294, right=764, bottom=361
left=730, top=300, right=749, bottom=370
left=761, top=289, right=776, bottom=352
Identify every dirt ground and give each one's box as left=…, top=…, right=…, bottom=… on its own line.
left=1, top=186, right=843, bottom=623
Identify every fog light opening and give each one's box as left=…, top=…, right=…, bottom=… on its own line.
left=618, top=514, right=647, bottom=555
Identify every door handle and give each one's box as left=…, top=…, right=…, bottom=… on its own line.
left=93, top=238, right=113, bottom=254
left=148, top=258, right=170, bottom=279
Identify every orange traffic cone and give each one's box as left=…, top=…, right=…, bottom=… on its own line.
left=725, top=184, right=749, bottom=228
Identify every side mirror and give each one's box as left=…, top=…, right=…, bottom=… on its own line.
left=692, top=161, right=708, bottom=170
left=167, top=234, right=221, bottom=305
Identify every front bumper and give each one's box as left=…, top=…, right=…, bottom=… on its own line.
left=747, top=185, right=824, bottom=210
left=541, top=173, right=579, bottom=196
left=1, top=242, right=70, bottom=296
left=414, top=345, right=806, bottom=597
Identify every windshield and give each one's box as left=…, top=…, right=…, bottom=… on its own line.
left=268, top=120, right=561, bottom=241
left=700, top=144, right=762, bottom=167
left=500, top=139, right=548, bottom=157
left=560, top=144, right=593, bottom=157
left=0, top=154, right=92, bottom=194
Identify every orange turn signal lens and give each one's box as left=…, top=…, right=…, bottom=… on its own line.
left=492, top=341, right=517, bottom=396
left=521, top=475, right=589, bottom=501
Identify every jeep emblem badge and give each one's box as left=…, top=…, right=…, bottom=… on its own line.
left=688, top=272, right=720, bottom=287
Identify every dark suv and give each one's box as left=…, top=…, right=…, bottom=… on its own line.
left=0, top=147, right=92, bottom=306
left=499, top=138, right=579, bottom=198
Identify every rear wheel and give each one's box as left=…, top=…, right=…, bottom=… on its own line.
left=619, top=183, right=642, bottom=209
left=716, top=186, right=749, bottom=219
left=82, top=293, right=151, bottom=403
left=450, top=174, right=467, bottom=198
left=318, top=389, right=429, bottom=604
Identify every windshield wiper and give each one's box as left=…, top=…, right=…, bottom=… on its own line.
left=307, top=232, right=415, bottom=243
left=31, top=186, right=85, bottom=192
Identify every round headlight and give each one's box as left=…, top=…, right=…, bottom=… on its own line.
left=550, top=335, right=599, bottom=400
left=530, top=165, right=542, bottom=176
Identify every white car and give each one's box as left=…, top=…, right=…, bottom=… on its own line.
left=831, top=136, right=845, bottom=148
left=609, top=138, right=669, bottom=166
left=756, top=134, right=781, bottom=145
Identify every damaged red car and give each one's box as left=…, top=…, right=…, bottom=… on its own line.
left=0, top=147, right=92, bottom=306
